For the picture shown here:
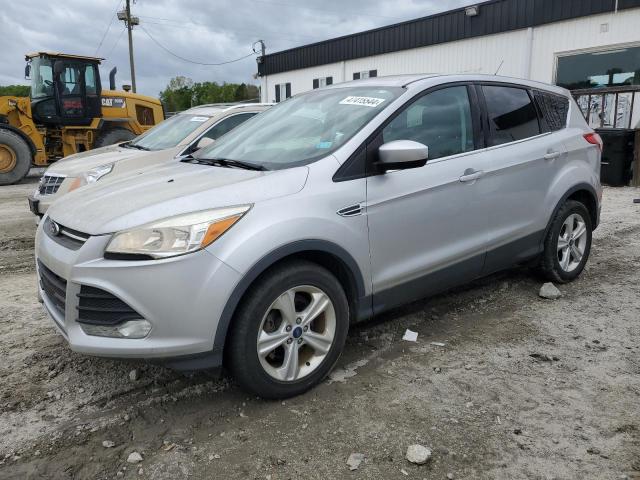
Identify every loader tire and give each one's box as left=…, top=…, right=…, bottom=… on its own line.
left=94, top=127, right=136, bottom=148
left=0, top=128, right=32, bottom=186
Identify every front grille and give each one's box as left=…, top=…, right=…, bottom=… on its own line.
left=44, top=217, right=90, bottom=250
left=38, top=175, right=65, bottom=195
left=77, top=286, right=142, bottom=326
left=38, top=260, right=67, bottom=316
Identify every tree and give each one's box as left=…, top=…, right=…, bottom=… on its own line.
left=159, top=77, right=260, bottom=112
left=0, top=85, right=30, bottom=97
left=159, top=76, right=194, bottom=112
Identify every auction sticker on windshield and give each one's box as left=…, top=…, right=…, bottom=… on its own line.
left=190, top=116, right=209, bottom=122
left=339, top=96, right=386, bottom=108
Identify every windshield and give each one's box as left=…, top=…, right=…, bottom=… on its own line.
left=128, top=113, right=211, bottom=151
left=30, top=57, right=54, bottom=99
left=196, top=86, right=403, bottom=170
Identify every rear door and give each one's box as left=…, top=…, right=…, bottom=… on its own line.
left=366, top=84, right=490, bottom=312
left=478, top=84, right=567, bottom=274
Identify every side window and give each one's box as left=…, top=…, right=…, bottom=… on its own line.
left=84, top=65, right=97, bottom=95
left=381, top=86, right=475, bottom=160
left=482, top=86, right=540, bottom=146
left=533, top=91, right=569, bottom=132
left=202, top=113, right=257, bottom=141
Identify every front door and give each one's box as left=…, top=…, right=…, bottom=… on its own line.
left=366, top=84, right=489, bottom=313
left=55, top=62, right=96, bottom=126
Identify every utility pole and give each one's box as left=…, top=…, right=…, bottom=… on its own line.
left=117, top=0, right=139, bottom=93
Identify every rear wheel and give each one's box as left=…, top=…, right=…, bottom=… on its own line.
left=539, top=200, right=592, bottom=283
left=93, top=127, right=136, bottom=148
left=227, top=261, right=349, bottom=399
left=0, top=129, right=32, bottom=186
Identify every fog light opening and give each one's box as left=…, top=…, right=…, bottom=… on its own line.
left=80, top=319, right=152, bottom=339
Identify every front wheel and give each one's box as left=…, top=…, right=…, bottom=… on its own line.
left=539, top=200, right=593, bottom=283
left=227, top=261, right=349, bottom=399
left=0, top=128, right=32, bottom=186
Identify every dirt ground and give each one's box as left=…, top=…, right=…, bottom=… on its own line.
left=0, top=176, right=638, bottom=480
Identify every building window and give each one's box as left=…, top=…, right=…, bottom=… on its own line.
left=275, top=83, right=291, bottom=103
left=312, top=77, right=333, bottom=89
left=353, top=70, right=377, bottom=80
left=556, top=46, right=640, bottom=90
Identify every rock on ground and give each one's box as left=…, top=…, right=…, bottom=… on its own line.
left=127, top=452, right=143, bottom=464
left=539, top=282, right=562, bottom=299
left=405, top=444, right=432, bottom=464
left=346, top=453, right=365, bottom=470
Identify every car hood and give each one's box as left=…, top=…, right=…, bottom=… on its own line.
left=46, top=144, right=150, bottom=177
left=47, top=162, right=309, bottom=235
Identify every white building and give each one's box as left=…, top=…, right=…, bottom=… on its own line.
left=257, top=0, right=640, bottom=128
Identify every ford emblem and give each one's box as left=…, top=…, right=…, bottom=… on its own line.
left=49, top=220, right=61, bottom=236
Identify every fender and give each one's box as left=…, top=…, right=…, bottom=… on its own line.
left=540, top=182, right=599, bottom=251
left=0, top=124, right=37, bottom=158
left=212, top=239, right=369, bottom=351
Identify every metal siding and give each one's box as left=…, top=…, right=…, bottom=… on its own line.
left=259, top=0, right=640, bottom=77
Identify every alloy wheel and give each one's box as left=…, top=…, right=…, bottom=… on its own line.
left=557, top=213, right=588, bottom=272
left=256, top=285, right=336, bottom=382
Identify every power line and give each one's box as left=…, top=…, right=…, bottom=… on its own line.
left=139, top=25, right=257, bottom=66
left=139, top=17, right=319, bottom=44
left=95, top=0, right=123, bottom=55
left=105, top=27, right=127, bottom=59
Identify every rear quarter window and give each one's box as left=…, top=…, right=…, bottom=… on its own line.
left=533, top=91, right=569, bottom=132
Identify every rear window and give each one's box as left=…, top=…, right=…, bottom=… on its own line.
left=533, top=91, right=569, bottom=132
left=483, top=86, right=541, bottom=146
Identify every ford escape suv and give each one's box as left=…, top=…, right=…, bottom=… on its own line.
left=35, top=74, right=602, bottom=398
left=28, top=103, right=271, bottom=217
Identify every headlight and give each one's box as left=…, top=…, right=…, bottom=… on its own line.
left=84, top=163, right=114, bottom=184
left=105, top=205, right=251, bottom=259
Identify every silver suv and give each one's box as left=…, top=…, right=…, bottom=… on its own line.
left=35, top=75, right=602, bottom=398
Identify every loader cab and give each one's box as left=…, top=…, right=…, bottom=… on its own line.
left=26, top=53, right=102, bottom=127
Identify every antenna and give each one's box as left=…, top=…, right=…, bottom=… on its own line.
left=494, top=60, right=504, bottom=75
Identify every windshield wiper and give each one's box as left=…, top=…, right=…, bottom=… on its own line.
left=123, top=142, right=150, bottom=151
left=186, top=157, right=268, bottom=171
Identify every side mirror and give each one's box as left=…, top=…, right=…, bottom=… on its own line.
left=194, top=137, right=214, bottom=150
left=24, top=64, right=31, bottom=80
left=376, top=140, right=429, bottom=172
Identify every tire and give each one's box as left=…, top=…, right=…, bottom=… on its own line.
left=93, top=127, right=136, bottom=148
left=539, top=200, right=593, bottom=283
left=0, top=128, right=32, bottom=186
left=227, top=260, right=350, bottom=399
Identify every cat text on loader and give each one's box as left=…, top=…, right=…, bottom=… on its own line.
left=0, top=52, right=164, bottom=185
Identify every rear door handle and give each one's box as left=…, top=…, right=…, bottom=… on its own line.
left=544, top=151, right=561, bottom=161
left=459, top=170, right=485, bottom=183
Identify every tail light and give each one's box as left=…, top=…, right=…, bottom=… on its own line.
left=584, top=133, right=603, bottom=152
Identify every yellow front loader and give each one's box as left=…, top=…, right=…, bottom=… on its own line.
left=0, top=52, right=164, bottom=185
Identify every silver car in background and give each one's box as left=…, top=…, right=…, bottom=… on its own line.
left=28, top=103, right=271, bottom=216
left=35, top=74, right=602, bottom=398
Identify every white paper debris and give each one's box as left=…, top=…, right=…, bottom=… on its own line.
left=402, top=329, right=418, bottom=342
left=430, top=341, right=446, bottom=347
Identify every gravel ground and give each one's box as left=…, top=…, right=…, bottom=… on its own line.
left=0, top=179, right=639, bottom=480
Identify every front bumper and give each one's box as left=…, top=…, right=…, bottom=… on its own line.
left=35, top=218, right=241, bottom=364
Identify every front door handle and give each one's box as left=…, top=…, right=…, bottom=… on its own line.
left=459, top=169, right=485, bottom=183
left=544, top=151, right=562, bottom=161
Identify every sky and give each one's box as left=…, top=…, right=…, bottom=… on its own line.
left=0, top=0, right=474, bottom=97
